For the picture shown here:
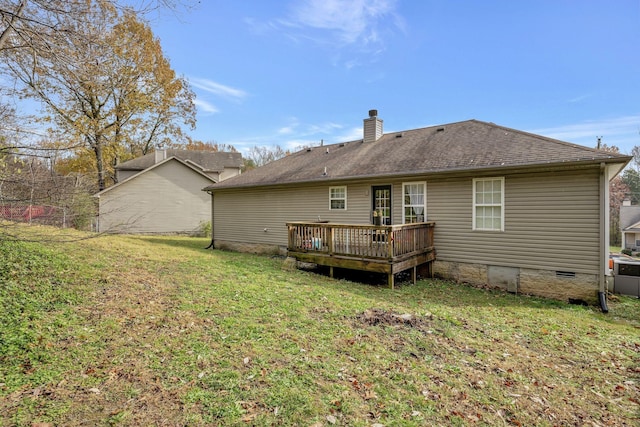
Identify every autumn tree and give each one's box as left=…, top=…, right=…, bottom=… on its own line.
left=2, top=3, right=195, bottom=191
left=0, top=1, right=189, bottom=52
left=183, top=140, right=239, bottom=153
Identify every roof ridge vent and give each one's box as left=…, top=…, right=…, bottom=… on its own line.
left=436, top=127, right=445, bottom=132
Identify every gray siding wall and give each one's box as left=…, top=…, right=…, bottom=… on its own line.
left=428, top=169, right=600, bottom=275
left=213, top=182, right=377, bottom=246
left=213, top=168, right=601, bottom=274
left=98, top=160, right=213, bottom=234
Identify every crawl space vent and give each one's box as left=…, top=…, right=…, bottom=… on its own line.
left=555, top=271, right=576, bottom=278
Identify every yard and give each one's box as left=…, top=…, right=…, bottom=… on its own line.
left=1, top=226, right=639, bottom=426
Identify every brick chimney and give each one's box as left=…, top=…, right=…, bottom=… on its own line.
left=363, top=109, right=383, bottom=143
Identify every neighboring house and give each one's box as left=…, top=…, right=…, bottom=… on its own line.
left=95, top=150, right=243, bottom=234
left=619, top=199, right=640, bottom=251
left=204, top=110, right=630, bottom=304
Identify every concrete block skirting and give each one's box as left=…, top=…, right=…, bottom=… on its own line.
left=433, top=260, right=599, bottom=304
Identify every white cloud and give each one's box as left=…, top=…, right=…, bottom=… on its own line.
left=193, top=99, right=219, bottom=114
left=530, top=115, right=640, bottom=153
left=336, top=126, right=363, bottom=142
left=277, top=117, right=342, bottom=138
left=286, top=0, right=399, bottom=46
left=188, top=77, right=248, bottom=101
left=567, top=94, right=592, bottom=104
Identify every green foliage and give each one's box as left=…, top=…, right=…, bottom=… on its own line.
left=621, top=168, right=640, bottom=204
left=69, top=190, right=97, bottom=230
left=621, top=248, right=633, bottom=256
left=0, top=239, right=81, bottom=389
left=197, top=220, right=211, bottom=238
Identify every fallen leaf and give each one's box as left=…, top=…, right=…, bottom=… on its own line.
left=326, top=415, right=337, bottom=424
left=364, top=389, right=378, bottom=400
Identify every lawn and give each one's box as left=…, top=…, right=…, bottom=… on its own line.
left=1, top=227, right=639, bottom=426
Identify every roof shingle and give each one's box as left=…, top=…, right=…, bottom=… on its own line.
left=208, top=119, right=630, bottom=190
left=116, top=150, right=243, bottom=172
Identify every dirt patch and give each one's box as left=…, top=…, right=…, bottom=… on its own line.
left=356, top=308, right=433, bottom=330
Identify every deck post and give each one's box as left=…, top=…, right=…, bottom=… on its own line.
left=388, top=272, right=394, bottom=289
left=412, top=266, right=417, bottom=284
left=330, top=266, right=334, bottom=278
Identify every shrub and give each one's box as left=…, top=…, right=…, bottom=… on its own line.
left=621, top=248, right=632, bottom=256
left=198, top=220, right=211, bottom=238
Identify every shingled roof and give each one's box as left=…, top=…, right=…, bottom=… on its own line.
left=116, top=149, right=243, bottom=173
left=208, top=119, right=630, bottom=190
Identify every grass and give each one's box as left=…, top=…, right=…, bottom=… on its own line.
left=1, top=225, right=639, bottom=426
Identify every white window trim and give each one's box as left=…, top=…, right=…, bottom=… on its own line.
left=402, top=181, right=427, bottom=224
left=329, top=186, right=347, bottom=210
left=472, top=177, right=505, bottom=231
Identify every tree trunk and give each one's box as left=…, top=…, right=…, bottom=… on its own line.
left=94, top=139, right=106, bottom=191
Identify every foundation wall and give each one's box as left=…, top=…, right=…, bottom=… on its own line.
left=433, top=260, right=599, bottom=303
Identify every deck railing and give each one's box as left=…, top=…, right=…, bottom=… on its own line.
left=286, top=221, right=435, bottom=260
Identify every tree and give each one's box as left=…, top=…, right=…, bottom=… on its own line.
left=0, top=1, right=190, bottom=52
left=183, top=139, right=239, bottom=153
left=597, top=143, right=629, bottom=246
left=610, top=175, right=630, bottom=246
left=2, top=3, right=196, bottom=191
left=245, top=145, right=289, bottom=171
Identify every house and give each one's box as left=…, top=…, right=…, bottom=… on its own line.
left=204, top=110, right=630, bottom=304
left=95, top=149, right=243, bottom=234
left=619, top=199, right=640, bottom=251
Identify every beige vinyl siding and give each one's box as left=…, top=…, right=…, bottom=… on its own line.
left=428, top=168, right=600, bottom=274
left=98, top=160, right=213, bottom=233
left=116, top=170, right=138, bottom=182
left=219, top=167, right=242, bottom=181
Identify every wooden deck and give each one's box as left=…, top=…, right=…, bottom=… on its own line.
left=286, top=221, right=436, bottom=288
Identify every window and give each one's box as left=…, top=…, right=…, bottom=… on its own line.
left=402, top=182, right=426, bottom=223
left=473, top=177, right=504, bottom=231
left=329, top=186, right=347, bottom=210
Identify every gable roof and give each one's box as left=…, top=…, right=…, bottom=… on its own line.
left=116, top=149, right=243, bottom=173
left=207, top=119, right=630, bottom=191
left=95, top=156, right=217, bottom=197
left=620, top=204, right=640, bottom=230
left=623, top=220, right=640, bottom=232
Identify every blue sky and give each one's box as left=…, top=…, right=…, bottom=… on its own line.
left=150, top=0, right=640, bottom=155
